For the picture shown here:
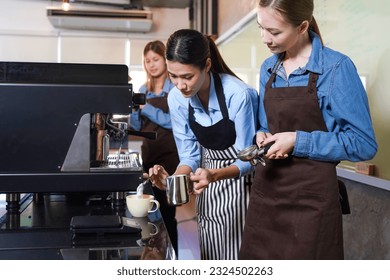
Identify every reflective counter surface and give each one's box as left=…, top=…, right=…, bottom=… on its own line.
left=0, top=189, right=176, bottom=260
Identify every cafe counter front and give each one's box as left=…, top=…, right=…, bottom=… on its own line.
left=0, top=184, right=176, bottom=260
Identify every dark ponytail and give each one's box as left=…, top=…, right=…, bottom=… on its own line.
left=206, top=35, right=240, bottom=79
left=166, top=29, right=240, bottom=79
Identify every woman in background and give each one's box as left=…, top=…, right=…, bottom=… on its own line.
left=240, top=0, right=377, bottom=260
left=130, top=40, right=179, bottom=254
left=149, top=29, right=258, bottom=260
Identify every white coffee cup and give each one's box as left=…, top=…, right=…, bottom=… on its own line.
left=126, top=194, right=160, bottom=217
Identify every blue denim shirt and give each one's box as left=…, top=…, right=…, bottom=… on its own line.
left=258, top=31, right=377, bottom=162
left=168, top=73, right=259, bottom=176
left=130, top=78, right=174, bottom=130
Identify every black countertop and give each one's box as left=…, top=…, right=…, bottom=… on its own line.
left=0, top=186, right=176, bottom=260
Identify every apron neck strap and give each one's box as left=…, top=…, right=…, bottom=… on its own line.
left=266, top=53, right=285, bottom=89
left=212, top=72, right=229, bottom=119
left=271, top=52, right=285, bottom=74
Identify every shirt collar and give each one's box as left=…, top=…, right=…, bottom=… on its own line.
left=265, top=30, right=324, bottom=75
left=306, top=30, right=323, bottom=74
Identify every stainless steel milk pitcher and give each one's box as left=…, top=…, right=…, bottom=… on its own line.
left=166, top=174, right=193, bottom=206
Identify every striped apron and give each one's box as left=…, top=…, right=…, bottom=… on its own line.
left=189, top=72, right=251, bottom=260
left=197, top=147, right=251, bottom=259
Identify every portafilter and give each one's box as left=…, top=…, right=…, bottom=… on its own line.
left=237, top=142, right=274, bottom=166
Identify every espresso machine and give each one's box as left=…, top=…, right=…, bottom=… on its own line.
left=0, top=62, right=171, bottom=259
left=0, top=61, right=151, bottom=197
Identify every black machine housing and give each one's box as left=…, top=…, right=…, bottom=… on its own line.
left=0, top=61, right=144, bottom=193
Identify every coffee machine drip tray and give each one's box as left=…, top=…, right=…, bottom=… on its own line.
left=91, top=153, right=142, bottom=172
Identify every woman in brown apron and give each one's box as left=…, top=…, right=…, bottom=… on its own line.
left=130, top=41, right=179, bottom=254
left=240, top=0, right=377, bottom=259
left=241, top=66, right=343, bottom=259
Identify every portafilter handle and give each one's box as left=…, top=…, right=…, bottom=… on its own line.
left=237, top=141, right=275, bottom=166
left=257, top=141, right=274, bottom=156
left=253, top=141, right=274, bottom=166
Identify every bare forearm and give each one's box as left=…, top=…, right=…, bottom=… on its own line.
left=174, top=165, right=193, bottom=176
left=208, top=165, right=240, bottom=182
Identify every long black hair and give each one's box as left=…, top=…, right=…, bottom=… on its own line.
left=165, top=29, right=240, bottom=79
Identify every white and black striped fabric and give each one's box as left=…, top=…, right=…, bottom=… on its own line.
left=196, top=146, right=252, bottom=260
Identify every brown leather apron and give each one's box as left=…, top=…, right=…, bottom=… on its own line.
left=140, top=95, right=180, bottom=253
left=239, top=69, right=343, bottom=260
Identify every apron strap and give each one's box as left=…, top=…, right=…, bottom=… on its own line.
left=308, top=72, right=318, bottom=94
left=271, top=52, right=285, bottom=74
left=212, top=72, right=229, bottom=119
left=266, top=52, right=285, bottom=90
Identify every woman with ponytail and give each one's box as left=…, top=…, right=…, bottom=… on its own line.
left=239, top=0, right=377, bottom=259
left=149, top=29, right=258, bottom=260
